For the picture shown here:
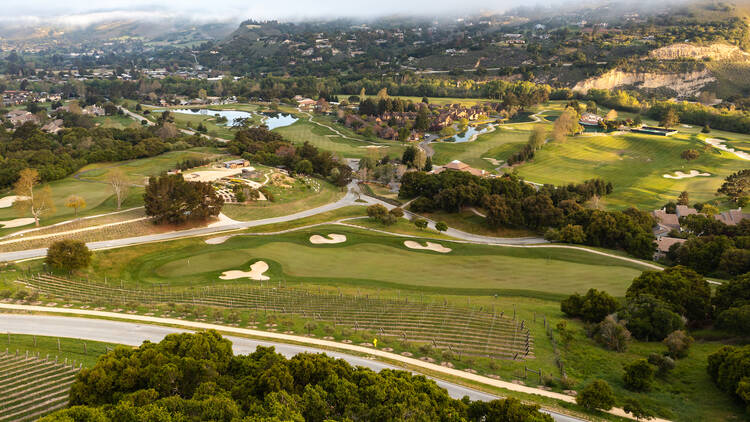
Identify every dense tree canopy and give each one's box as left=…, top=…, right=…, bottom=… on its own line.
left=561, top=288, right=619, bottom=323
left=144, top=174, right=224, bottom=224
left=44, top=331, right=553, bottom=422
left=625, top=266, right=711, bottom=324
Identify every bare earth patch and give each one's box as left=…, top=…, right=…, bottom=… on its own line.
left=403, top=240, right=452, bottom=253
left=309, top=233, right=347, bottom=244
left=183, top=166, right=254, bottom=183
left=219, top=261, right=270, bottom=281
left=663, top=170, right=711, bottom=179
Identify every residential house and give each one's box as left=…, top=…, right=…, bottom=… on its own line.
left=297, top=98, right=317, bottom=110
left=715, top=208, right=750, bottom=226
left=82, top=105, right=105, bottom=116
left=222, top=159, right=250, bottom=169
left=435, top=160, right=488, bottom=177
left=652, top=209, right=680, bottom=237
left=41, top=119, right=64, bottom=134
left=579, top=112, right=603, bottom=126
left=5, top=110, right=39, bottom=126
left=654, top=237, right=686, bottom=259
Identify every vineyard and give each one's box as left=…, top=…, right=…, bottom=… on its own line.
left=0, top=350, right=80, bottom=422
left=19, top=274, right=534, bottom=360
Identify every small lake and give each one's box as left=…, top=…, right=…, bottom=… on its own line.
left=158, top=108, right=298, bottom=130
left=448, top=124, right=494, bottom=143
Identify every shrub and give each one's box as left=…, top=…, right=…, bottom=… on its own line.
left=413, top=219, right=428, bottom=230
left=664, top=330, right=694, bottom=359
left=623, top=359, right=655, bottom=391
left=435, top=222, right=448, bottom=232
left=559, top=224, right=586, bottom=243
left=46, top=240, right=92, bottom=272
left=409, top=197, right=435, bottom=212
left=593, top=315, right=631, bottom=352
left=561, top=288, right=618, bottom=323
left=648, top=353, right=676, bottom=377
left=707, top=345, right=750, bottom=409
left=623, top=398, right=655, bottom=421
left=576, top=379, right=615, bottom=410
left=716, top=305, right=750, bottom=335
left=626, top=266, right=711, bottom=324
left=618, top=294, right=685, bottom=341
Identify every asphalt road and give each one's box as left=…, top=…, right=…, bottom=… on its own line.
left=0, top=314, right=582, bottom=422
left=0, top=182, right=548, bottom=263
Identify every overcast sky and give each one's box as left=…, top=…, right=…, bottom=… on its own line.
left=1, top=0, right=523, bottom=25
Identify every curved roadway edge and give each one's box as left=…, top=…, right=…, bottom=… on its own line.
left=0, top=184, right=666, bottom=275
left=0, top=305, right=669, bottom=422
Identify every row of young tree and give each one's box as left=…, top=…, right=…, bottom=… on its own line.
left=42, top=331, right=553, bottom=421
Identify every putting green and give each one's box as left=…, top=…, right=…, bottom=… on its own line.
left=103, top=226, right=647, bottom=297
left=514, top=132, right=748, bottom=209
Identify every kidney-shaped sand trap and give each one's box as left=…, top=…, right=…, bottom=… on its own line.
left=0, top=217, right=35, bottom=228
left=403, top=240, right=452, bottom=253
left=663, top=170, right=711, bottom=179
left=219, top=261, right=270, bottom=281
left=0, top=195, right=28, bottom=208
left=309, top=234, right=347, bottom=244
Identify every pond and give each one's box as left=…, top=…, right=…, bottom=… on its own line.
left=447, top=124, right=494, bottom=143
left=157, top=108, right=298, bottom=130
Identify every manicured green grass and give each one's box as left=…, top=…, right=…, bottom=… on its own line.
left=432, top=126, right=531, bottom=171
left=422, top=210, right=539, bottom=238
left=70, top=225, right=647, bottom=297
left=94, top=114, right=140, bottom=129
left=514, top=132, right=748, bottom=209
left=273, top=118, right=404, bottom=159
left=77, top=148, right=225, bottom=185
left=0, top=148, right=222, bottom=235
left=222, top=177, right=346, bottom=221
left=2, top=333, right=119, bottom=368
left=343, top=217, right=456, bottom=239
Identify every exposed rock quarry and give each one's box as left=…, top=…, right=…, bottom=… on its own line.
left=572, top=68, right=715, bottom=97
left=649, top=43, right=750, bottom=61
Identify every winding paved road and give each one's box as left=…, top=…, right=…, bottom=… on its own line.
left=0, top=182, right=549, bottom=263
left=0, top=313, right=583, bottom=422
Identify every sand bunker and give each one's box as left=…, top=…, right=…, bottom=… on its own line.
left=0, top=195, right=28, bottom=208
left=205, top=235, right=233, bottom=245
left=705, top=138, right=750, bottom=160
left=483, top=157, right=503, bottom=166
left=309, top=234, right=347, bottom=244
left=403, top=240, right=452, bottom=253
left=0, top=218, right=35, bottom=228
left=663, top=170, right=711, bottom=179
left=219, top=261, right=270, bottom=281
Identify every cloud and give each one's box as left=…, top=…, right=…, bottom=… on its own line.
left=0, top=0, right=514, bottom=26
